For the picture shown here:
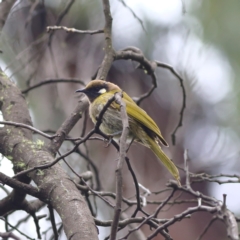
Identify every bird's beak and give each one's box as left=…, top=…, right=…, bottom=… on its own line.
left=76, top=88, right=86, bottom=93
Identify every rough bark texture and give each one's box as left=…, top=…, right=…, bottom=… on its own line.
left=0, top=73, right=98, bottom=240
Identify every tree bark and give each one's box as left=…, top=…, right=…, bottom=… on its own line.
left=0, top=72, right=98, bottom=240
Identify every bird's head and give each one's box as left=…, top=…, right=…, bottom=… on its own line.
left=76, top=80, right=120, bottom=102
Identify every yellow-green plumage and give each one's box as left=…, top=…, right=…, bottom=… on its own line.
left=76, top=80, right=180, bottom=184
left=147, top=137, right=180, bottom=183
left=112, top=91, right=179, bottom=183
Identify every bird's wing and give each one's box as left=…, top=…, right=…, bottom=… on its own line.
left=111, top=91, right=168, bottom=146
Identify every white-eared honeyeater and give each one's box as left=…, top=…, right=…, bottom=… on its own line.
left=76, top=80, right=180, bottom=184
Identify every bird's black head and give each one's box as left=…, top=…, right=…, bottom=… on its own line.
left=76, top=79, right=120, bottom=102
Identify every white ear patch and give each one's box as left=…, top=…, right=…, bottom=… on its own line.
left=98, top=88, right=106, bottom=94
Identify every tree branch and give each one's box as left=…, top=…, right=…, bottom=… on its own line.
left=0, top=121, right=53, bottom=139
left=47, top=26, right=104, bottom=35
left=155, top=61, right=186, bottom=145
left=0, top=172, right=41, bottom=201
left=96, top=0, right=114, bottom=79
left=0, top=73, right=98, bottom=240
left=110, top=92, right=129, bottom=240
left=21, top=78, right=85, bottom=94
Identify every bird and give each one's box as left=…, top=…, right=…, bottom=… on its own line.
left=76, top=79, right=180, bottom=184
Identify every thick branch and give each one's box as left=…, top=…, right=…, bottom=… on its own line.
left=48, top=96, right=89, bottom=154
left=0, top=172, right=41, bottom=200
left=0, top=74, right=98, bottom=240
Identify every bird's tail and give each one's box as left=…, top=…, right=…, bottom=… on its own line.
left=149, top=138, right=181, bottom=185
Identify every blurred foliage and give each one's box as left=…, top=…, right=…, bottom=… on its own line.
left=195, top=0, right=240, bottom=58
left=193, top=0, right=240, bottom=127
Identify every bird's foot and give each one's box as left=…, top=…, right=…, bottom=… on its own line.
left=104, top=131, right=122, bottom=147
left=104, top=137, right=113, bottom=147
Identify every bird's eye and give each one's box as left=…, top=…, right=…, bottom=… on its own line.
left=98, top=88, right=106, bottom=94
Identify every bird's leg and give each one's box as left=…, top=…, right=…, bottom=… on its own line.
left=104, top=131, right=122, bottom=147
left=105, top=137, right=113, bottom=147
left=104, top=132, right=134, bottom=152
left=102, top=136, right=112, bottom=147
left=109, top=131, right=123, bottom=137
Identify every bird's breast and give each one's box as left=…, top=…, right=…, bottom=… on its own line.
left=89, top=97, right=152, bottom=146
left=89, top=101, right=105, bottom=124
left=89, top=99, right=130, bottom=139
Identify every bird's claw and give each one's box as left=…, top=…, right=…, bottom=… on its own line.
left=104, top=137, right=113, bottom=147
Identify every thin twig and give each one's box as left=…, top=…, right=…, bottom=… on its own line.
left=146, top=205, right=218, bottom=240
left=48, top=0, right=76, bottom=46
left=48, top=205, right=58, bottom=240
left=57, top=150, right=101, bottom=209
left=74, top=147, right=102, bottom=191
left=0, top=121, right=53, bottom=139
left=22, top=78, right=85, bottom=94
left=47, top=26, right=104, bottom=35
left=75, top=179, right=114, bottom=208
left=196, top=217, right=217, bottom=240
left=184, top=149, right=190, bottom=188
left=120, top=189, right=175, bottom=240
left=191, top=173, right=240, bottom=185
left=31, top=213, right=41, bottom=239
left=125, top=157, right=142, bottom=217
left=167, top=181, right=218, bottom=205
left=114, top=49, right=157, bottom=105
left=155, top=61, right=186, bottom=145
left=0, top=217, right=34, bottom=240
left=13, top=128, right=93, bottom=178
left=118, top=0, right=146, bottom=32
